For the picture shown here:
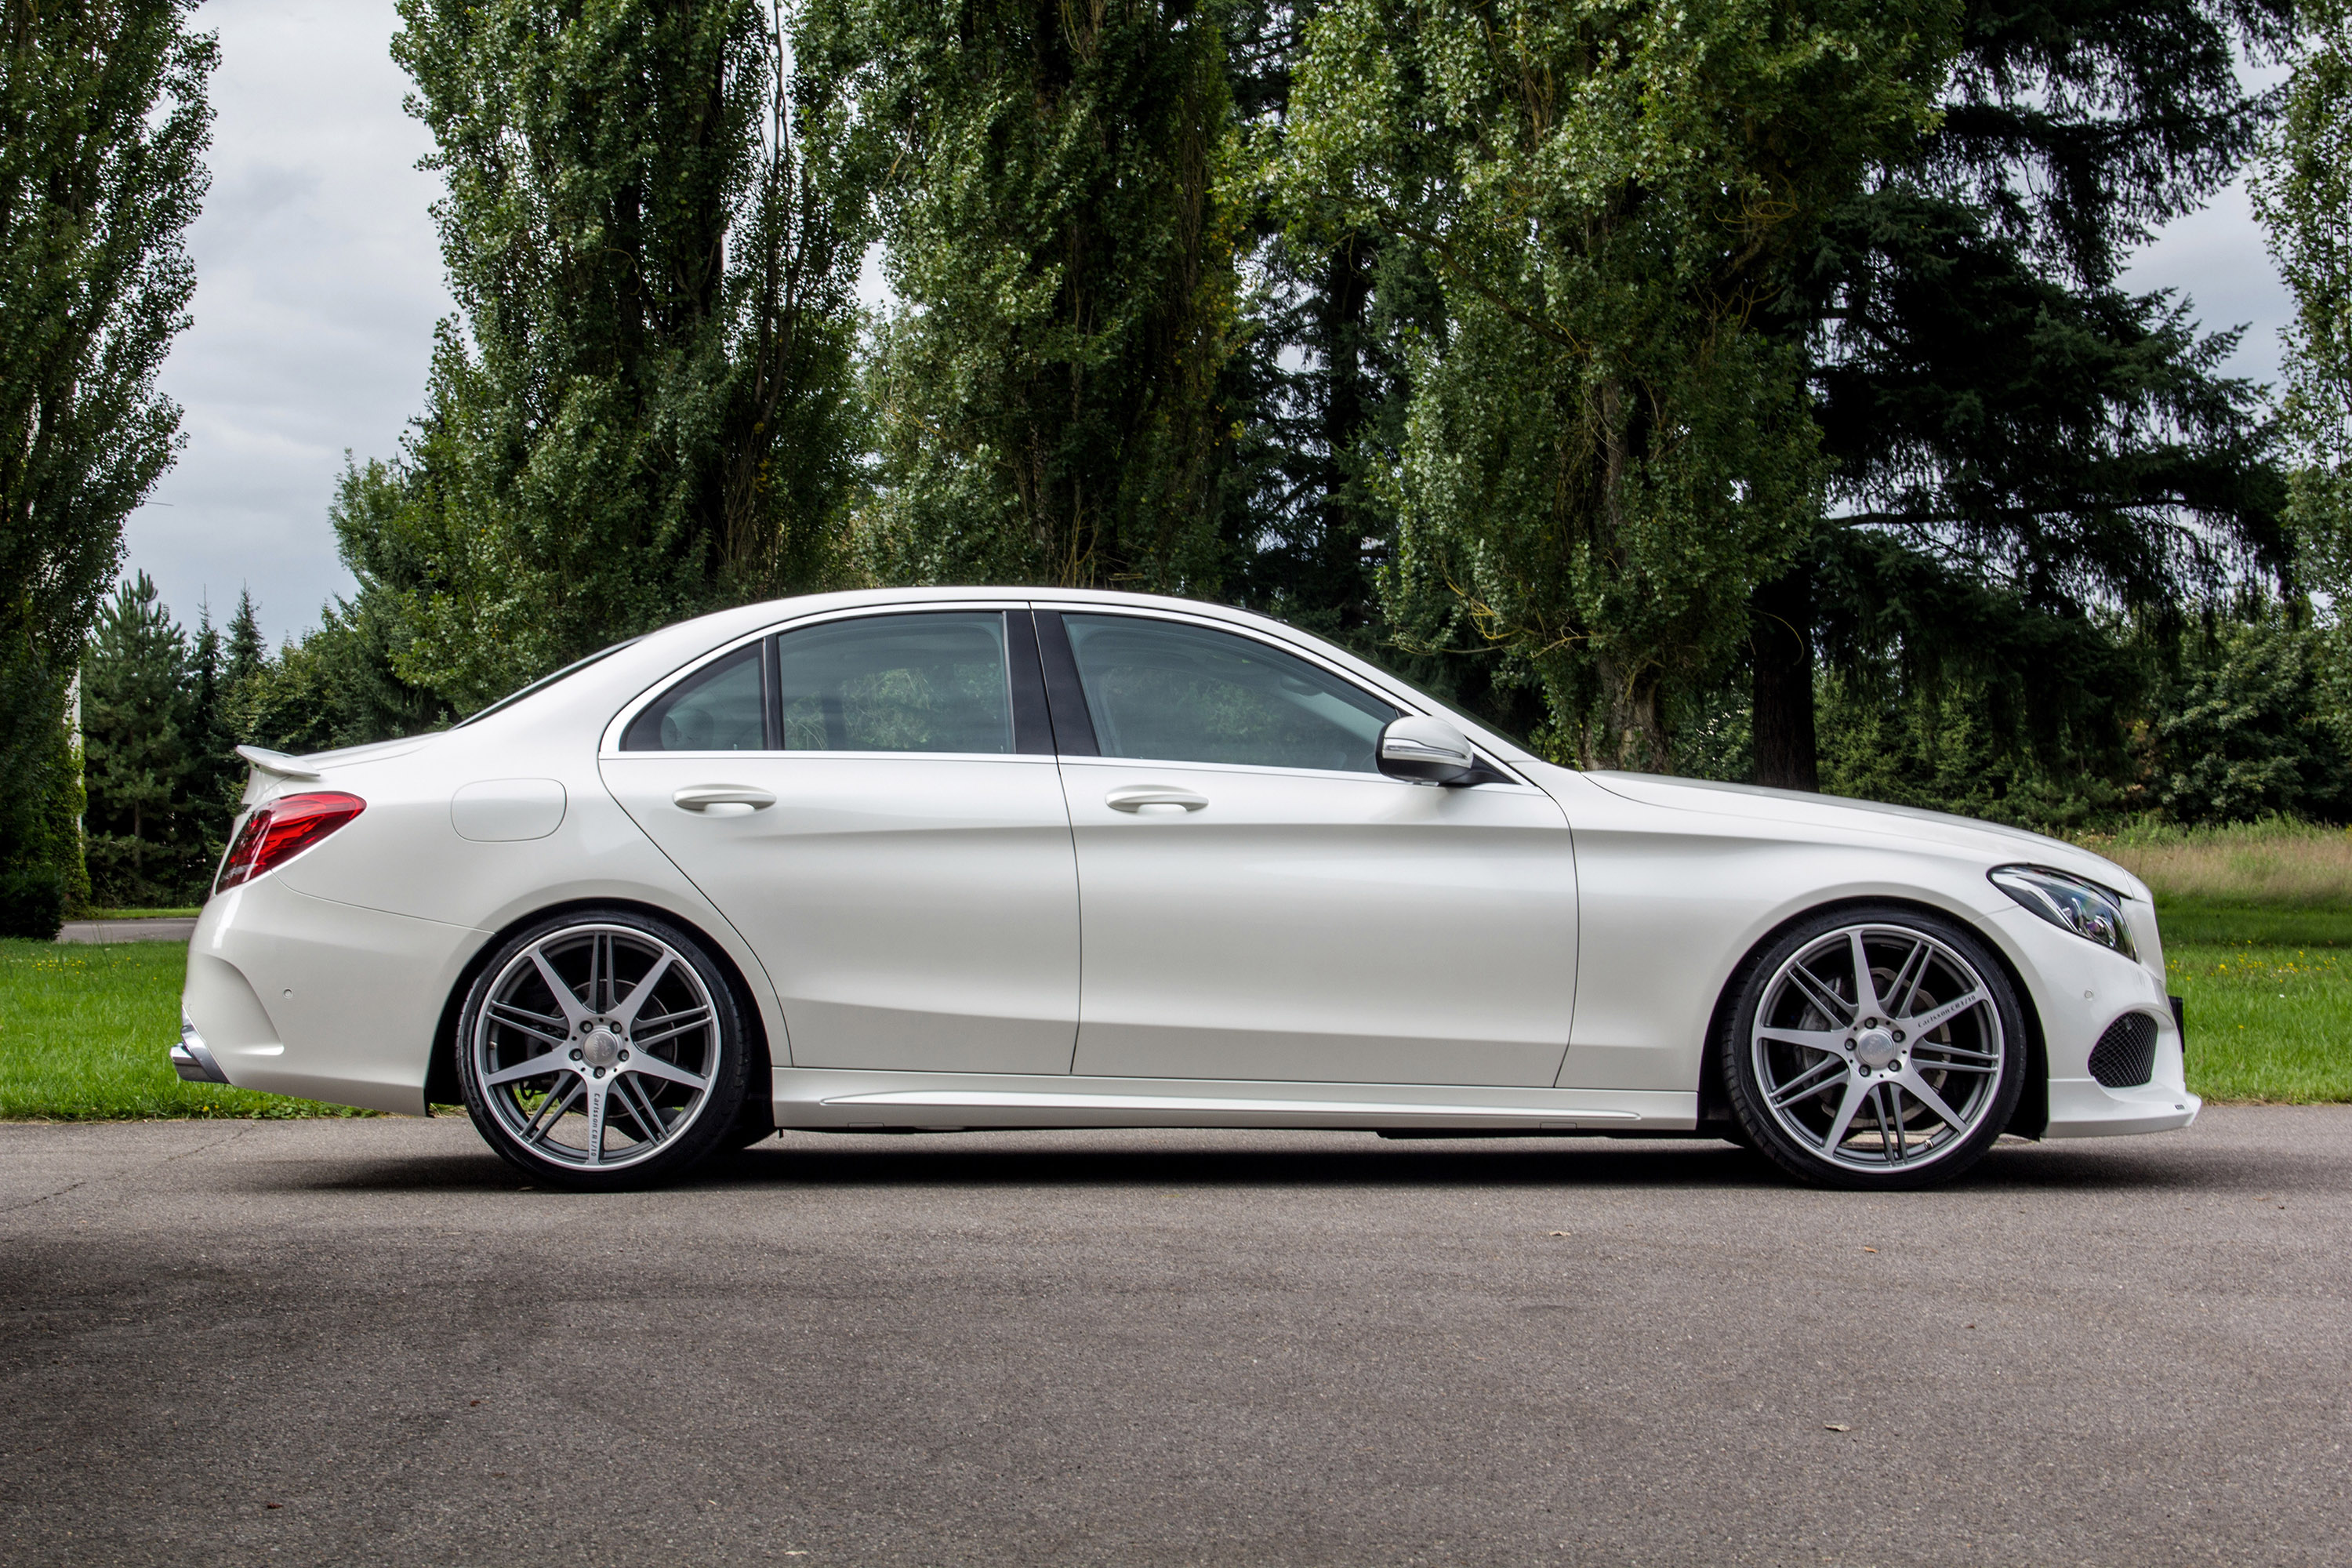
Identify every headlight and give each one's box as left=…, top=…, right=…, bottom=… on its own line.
left=1990, top=866, right=2137, bottom=959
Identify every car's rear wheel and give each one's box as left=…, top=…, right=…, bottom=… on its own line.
left=457, top=909, right=751, bottom=1189
left=1722, top=905, right=2027, bottom=1189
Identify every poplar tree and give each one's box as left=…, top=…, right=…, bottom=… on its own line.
left=2256, top=0, right=2352, bottom=593
left=0, top=0, right=212, bottom=924
left=339, top=0, right=868, bottom=713
left=818, top=0, right=1244, bottom=590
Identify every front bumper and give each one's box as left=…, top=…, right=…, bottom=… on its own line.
left=2047, top=1076, right=2201, bottom=1137
left=1988, top=904, right=2198, bottom=1139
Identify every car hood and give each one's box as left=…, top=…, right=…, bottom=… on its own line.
left=1577, top=771, right=2150, bottom=900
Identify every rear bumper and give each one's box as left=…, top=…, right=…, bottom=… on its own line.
left=169, top=1016, right=229, bottom=1083
left=182, top=877, right=488, bottom=1116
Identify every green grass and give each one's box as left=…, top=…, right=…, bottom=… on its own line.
left=2043, top=823, right=2352, bottom=1102
left=2082, top=815, right=2352, bottom=906
left=2140, top=878, right=2352, bottom=1104
left=2168, top=938, right=2352, bottom=1103
left=77, top=906, right=201, bottom=920
left=0, top=938, right=375, bottom=1120
left=2154, top=898, right=2352, bottom=949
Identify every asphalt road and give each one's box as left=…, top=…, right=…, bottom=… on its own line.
left=2, top=1109, right=2347, bottom=1567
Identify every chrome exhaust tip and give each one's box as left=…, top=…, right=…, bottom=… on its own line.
left=171, top=1013, right=228, bottom=1084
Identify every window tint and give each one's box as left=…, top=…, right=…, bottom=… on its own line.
left=1062, top=615, right=1398, bottom=771
left=775, top=612, right=1011, bottom=753
left=623, top=644, right=766, bottom=751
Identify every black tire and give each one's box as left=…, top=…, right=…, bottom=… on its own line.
left=457, top=908, right=753, bottom=1190
left=1721, top=902, right=2027, bottom=1190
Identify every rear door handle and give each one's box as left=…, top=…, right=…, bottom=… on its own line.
left=1105, top=785, right=1208, bottom=813
left=673, top=784, right=776, bottom=813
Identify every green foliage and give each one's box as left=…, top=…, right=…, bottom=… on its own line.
left=818, top=0, right=1243, bottom=591
left=1817, top=663, right=2135, bottom=831
left=2151, top=610, right=2352, bottom=823
left=2255, top=0, right=2352, bottom=592
left=0, top=644, right=85, bottom=931
left=1798, top=604, right=2352, bottom=833
left=1276, top=0, right=1958, bottom=770
left=336, top=0, right=868, bottom=716
left=1802, top=193, right=2284, bottom=615
left=0, top=866, right=61, bottom=939
left=1750, top=0, right=2293, bottom=788
left=0, top=0, right=211, bottom=902
left=81, top=573, right=209, bottom=905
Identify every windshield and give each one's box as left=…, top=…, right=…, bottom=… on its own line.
left=454, top=638, right=643, bottom=728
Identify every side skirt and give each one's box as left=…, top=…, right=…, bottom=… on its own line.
left=772, top=1069, right=1696, bottom=1134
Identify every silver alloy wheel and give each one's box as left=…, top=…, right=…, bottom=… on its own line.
left=1749, top=922, right=2007, bottom=1174
left=470, top=923, right=720, bottom=1171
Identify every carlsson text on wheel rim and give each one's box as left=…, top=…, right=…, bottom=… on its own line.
left=471, top=924, right=720, bottom=1171
left=1750, top=923, right=2007, bottom=1174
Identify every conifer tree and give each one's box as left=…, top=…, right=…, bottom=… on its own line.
left=223, top=587, right=266, bottom=695
left=81, top=573, right=202, bottom=906
left=332, top=0, right=868, bottom=714
left=1751, top=0, right=2295, bottom=789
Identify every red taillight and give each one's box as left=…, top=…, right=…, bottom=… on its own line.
left=215, top=792, right=366, bottom=893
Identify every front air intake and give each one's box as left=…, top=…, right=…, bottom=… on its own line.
left=2089, top=1012, right=2159, bottom=1088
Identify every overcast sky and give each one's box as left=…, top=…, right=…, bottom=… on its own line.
left=128, top=0, right=2299, bottom=646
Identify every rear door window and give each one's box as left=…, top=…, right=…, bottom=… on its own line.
left=622, top=644, right=767, bottom=751
left=775, top=613, right=1013, bottom=753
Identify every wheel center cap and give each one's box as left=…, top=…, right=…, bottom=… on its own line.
left=1855, top=1028, right=1899, bottom=1069
left=582, top=1029, right=622, bottom=1069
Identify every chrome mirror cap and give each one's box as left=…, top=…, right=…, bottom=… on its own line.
left=1377, top=715, right=1479, bottom=785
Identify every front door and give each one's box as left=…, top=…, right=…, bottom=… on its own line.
left=1043, top=610, right=1579, bottom=1088
left=601, top=608, right=1081, bottom=1076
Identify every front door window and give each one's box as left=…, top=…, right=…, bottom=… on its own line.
left=1060, top=613, right=1396, bottom=773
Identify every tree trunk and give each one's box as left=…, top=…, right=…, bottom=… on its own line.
left=1316, top=232, right=1373, bottom=625
left=1750, top=558, right=1818, bottom=791
left=1592, top=655, right=1671, bottom=772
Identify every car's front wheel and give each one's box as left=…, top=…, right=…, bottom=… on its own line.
left=457, top=909, right=752, bottom=1189
left=1722, top=905, right=2027, bottom=1189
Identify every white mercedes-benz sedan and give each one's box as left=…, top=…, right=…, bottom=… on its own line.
left=172, top=587, right=2194, bottom=1190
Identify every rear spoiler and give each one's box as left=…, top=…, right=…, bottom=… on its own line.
left=235, top=744, right=322, bottom=782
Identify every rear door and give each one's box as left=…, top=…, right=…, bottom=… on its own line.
left=600, top=607, right=1081, bottom=1076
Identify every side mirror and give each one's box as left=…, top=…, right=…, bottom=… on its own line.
left=1377, top=714, right=1479, bottom=786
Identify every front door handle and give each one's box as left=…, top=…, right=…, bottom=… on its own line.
left=1105, top=784, right=1208, bottom=813
left=673, top=784, right=777, bottom=813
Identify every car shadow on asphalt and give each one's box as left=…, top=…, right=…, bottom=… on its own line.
left=259, top=1128, right=2314, bottom=1196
